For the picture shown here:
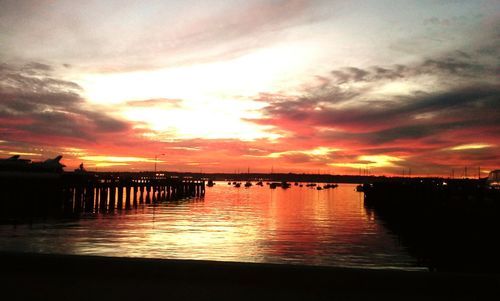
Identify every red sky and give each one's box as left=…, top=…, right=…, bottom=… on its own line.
left=0, top=0, right=499, bottom=176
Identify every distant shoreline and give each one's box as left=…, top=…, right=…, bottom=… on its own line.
left=63, top=170, right=487, bottom=184
left=0, top=252, right=497, bottom=300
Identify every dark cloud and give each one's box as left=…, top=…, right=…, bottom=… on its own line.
left=82, top=111, right=129, bottom=133
left=0, top=62, right=131, bottom=142
left=327, top=54, right=493, bottom=85
left=21, top=62, right=53, bottom=74
left=0, top=63, right=82, bottom=93
left=260, top=84, right=499, bottom=144
left=255, top=51, right=498, bottom=127
left=358, top=119, right=491, bottom=145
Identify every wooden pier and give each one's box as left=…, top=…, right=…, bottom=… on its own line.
left=362, top=179, right=500, bottom=272
left=0, top=172, right=205, bottom=222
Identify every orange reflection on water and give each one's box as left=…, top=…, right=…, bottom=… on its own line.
left=256, top=185, right=377, bottom=264
left=0, top=183, right=421, bottom=269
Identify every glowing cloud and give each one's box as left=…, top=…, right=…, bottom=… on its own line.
left=449, top=144, right=494, bottom=151
left=329, top=155, right=404, bottom=169
left=0, top=151, right=42, bottom=157
left=79, top=156, right=159, bottom=163
left=267, top=147, right=341, bottom=158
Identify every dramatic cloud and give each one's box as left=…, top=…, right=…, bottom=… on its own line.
left=249, top=47, right=500, bottom=174
left=0, top=62, right=131, bottom=143
left=1, top=1, right=498, bottom=175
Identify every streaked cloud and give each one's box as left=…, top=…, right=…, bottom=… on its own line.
left=329, top=155, right=403, bottom=169
left=79, top=156, right=158, bottom=163
left=266, top=147, right=341, bottom=158
left=449, top=144, right=495, bottom=151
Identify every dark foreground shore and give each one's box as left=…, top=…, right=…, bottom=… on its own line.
left=1, top=252, right=498, bottom=300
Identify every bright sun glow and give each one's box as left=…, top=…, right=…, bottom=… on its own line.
left=76, top=44, right=314, bottom=141
left=79, top=44, right=312, bottom=104
left=123, top=96, right=280, bottom=140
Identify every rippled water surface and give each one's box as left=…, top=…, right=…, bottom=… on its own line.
left=0, top=183, right=424, bottom=270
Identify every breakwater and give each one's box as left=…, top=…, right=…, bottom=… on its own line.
left=363, top=179, right=500, bottom=272
left=0, top=172, right=205, bottom=222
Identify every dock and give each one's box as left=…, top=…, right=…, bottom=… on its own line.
left=362, top=179, right=500, bottom=272
left=0, top=172, right=205, bottom=222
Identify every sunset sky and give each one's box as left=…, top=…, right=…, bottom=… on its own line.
left=0, top=0, right=499, bottom=176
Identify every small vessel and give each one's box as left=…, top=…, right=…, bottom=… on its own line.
left=234, top=182, right=241, bottom=188
left=323, top=184, right=338, bottom=189
left=207, top=179, right=215, bottom=187
left=256, top=181, right=263, bottom=186
left=0, top=155, right=65, bottom=173
left=244, top=181, right=252, bottom=187
left=281, top=182, right=291, bottom=189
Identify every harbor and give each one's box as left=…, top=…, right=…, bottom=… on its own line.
left=0, top=156, right=499, bottom=299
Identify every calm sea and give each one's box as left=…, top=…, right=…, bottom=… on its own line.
left=0, top=183, right=425, bottom=270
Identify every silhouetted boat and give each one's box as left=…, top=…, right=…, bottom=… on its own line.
left=256, top=181, right=263, bottom=186
left=244, top=181, right=252, bottom=187
left=0, top=155, right=65, bottom=173
left=323, top=184, right=338, bottom=189
left=0, top=155, right=31, bottom=167
left=234, top=182, right=241, bottom=188
left=281, top=182, right=291, bottom=189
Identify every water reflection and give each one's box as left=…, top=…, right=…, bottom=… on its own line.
left=0, top=183, right=424, bottom=270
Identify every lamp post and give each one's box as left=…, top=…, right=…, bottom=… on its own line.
left=154, top=154, right=165, bottom=175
